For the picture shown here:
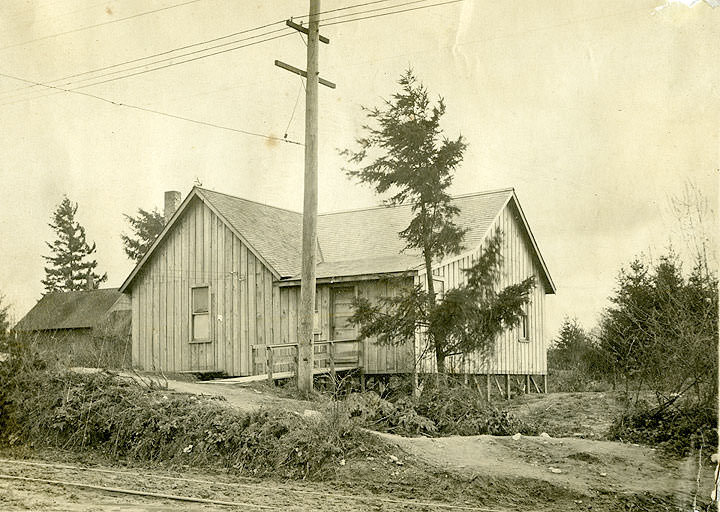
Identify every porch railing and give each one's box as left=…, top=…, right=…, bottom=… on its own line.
left=250, top=340, right=363, bottom=382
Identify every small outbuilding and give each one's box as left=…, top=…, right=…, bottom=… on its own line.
left=15, top=288, right=132, bottom=367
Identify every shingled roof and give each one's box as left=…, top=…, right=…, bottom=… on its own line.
left=120, top=186, right=554, bottom=291
left=198, top=188, right=304, bottom=277
left=15, top=288, right=124, bottom=331
left=316, top=189, right=513, bottom=263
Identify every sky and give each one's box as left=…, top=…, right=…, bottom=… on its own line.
left=0, top=0, right=717, bottom=339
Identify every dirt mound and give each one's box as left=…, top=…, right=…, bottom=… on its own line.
left=376, top=431, right=713, bottom=504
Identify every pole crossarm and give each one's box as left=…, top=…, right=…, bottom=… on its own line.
left=274, top=60, right=336, bottom=89
left=286, top=20, right=330, bottom=44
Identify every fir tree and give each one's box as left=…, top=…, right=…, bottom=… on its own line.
left=0, top=292, right=10, bottom=340
left=121, top=208, right=165, bottom=263
left=42, top=196, right=107, bottom=293
left=343, top=70, right=535, bottom=372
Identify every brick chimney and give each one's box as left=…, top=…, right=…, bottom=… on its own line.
left=164, top=191, right=181, bottom=223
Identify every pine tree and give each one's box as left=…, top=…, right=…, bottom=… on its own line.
left=343, top=70, right=535, bottom=372
left=42, top=196, right=107, bottom=293
left=121, top=208, right=165, bottom=263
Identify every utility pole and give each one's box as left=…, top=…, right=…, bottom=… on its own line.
left=277, top=1, right=334, bottom=392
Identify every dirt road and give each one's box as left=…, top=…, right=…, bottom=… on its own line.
left=0, top=457, right=463, bottom=511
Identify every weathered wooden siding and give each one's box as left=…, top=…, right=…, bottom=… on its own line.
left=131, top=196, right=547, bottom=377
left=276, top=280, right=414, bottom=374
left=131, top=197, right=276, bottom=375
left=417, top=200, right=548, bottom=375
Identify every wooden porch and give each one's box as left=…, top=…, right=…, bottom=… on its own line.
left=204, top=339, right=364, bottom=385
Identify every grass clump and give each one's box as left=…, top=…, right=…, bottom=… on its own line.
left=0, top=339, right=379, bottom=479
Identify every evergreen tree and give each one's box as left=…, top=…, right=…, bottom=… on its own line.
left=0, top=292, right=10, bottom=340
left=121, top=208, right=165, bottom=263
left=598, top=251, right=717, bottom=405
left=343, top=71, right=534, bottom=372
left=550, top=317, right=592, bottom=369
left=42, top=196, right=107, bottom=293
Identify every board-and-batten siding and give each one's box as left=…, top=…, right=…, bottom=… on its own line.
left=131, top=198, right=278, bottom=375
left=130, top=196, right=547, bottom=377
left=416, top=201, right=547, bottom=375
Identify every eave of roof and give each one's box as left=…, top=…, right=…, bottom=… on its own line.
left=282, top=254, right=423, bottom=282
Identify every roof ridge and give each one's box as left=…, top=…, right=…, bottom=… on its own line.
left=45, top=287, right=119, bottom=295
left=197, top=187, right=302, bottom=216
left=318, top=187, right=515, bottom=216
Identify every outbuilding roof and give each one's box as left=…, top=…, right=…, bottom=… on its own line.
left=15, top=288, right=124, bottom=331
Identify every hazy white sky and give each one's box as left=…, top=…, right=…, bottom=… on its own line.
left=0, top=0, right=717, bottom=338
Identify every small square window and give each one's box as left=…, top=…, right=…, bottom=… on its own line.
left=193, top=314, right=209, bottom=340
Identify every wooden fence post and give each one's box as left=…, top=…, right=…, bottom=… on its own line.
left=266, top=346, right=274, bottom=382
left=358, top=341, right=365, bottom=391
left=543, top=374, right=548, bottom=394
left=486, top=373, right=491, bottom=401
left=525, top=374, right=530, bottom=394
left=505, top=374, right=511, bottom=400
left=294, top=345, right=299, bottom=386
left=329, top=341, right=336, bottom=383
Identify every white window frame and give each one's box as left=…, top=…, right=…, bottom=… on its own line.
left=190, top=284, right=210, bottom=343
left=518, top=307, right=529, bottom=343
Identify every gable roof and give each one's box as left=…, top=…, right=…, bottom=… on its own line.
left=15, top=288, right=123, bottom=331
left=119, top=186, right=555, bottom=294
left=316, top=188, right=513, bottom=262
left=119, top=187, right=304, bottom=292
left=199, top=188, right=304, bottom=276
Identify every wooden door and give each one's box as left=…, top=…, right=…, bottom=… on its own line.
left=331, top=286, right=356, bottom=341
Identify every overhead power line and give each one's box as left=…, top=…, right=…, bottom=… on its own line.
left=0, top=19, right=287, bottom=100
left=0, top=71, right=303, bottom=146
left=0, top=0, right=465, bottom=108
left=316, top=0, right=440, bottom=24
left=0, top=0, right=206, bottom=52
left=322, top=0, right=465, bottom=27
left=0, top=31, right=294, bottom=107
left=293, top=0, right=397, bottom=19
left=0, top=26, right=292, bottom=103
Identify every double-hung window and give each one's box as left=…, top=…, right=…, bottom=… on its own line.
left=191, top=286, right=210, bottom=342
left=519, top=307, right=529, bottom=342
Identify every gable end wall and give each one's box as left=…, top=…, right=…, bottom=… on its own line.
left=130, top=197, right=277, bottom=375
left=416, top=200, right=548, bottom=375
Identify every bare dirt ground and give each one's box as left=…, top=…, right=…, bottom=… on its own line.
left=378, top=432, right=714, bottom=509
left=160, top=377, right=320, bottom=414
